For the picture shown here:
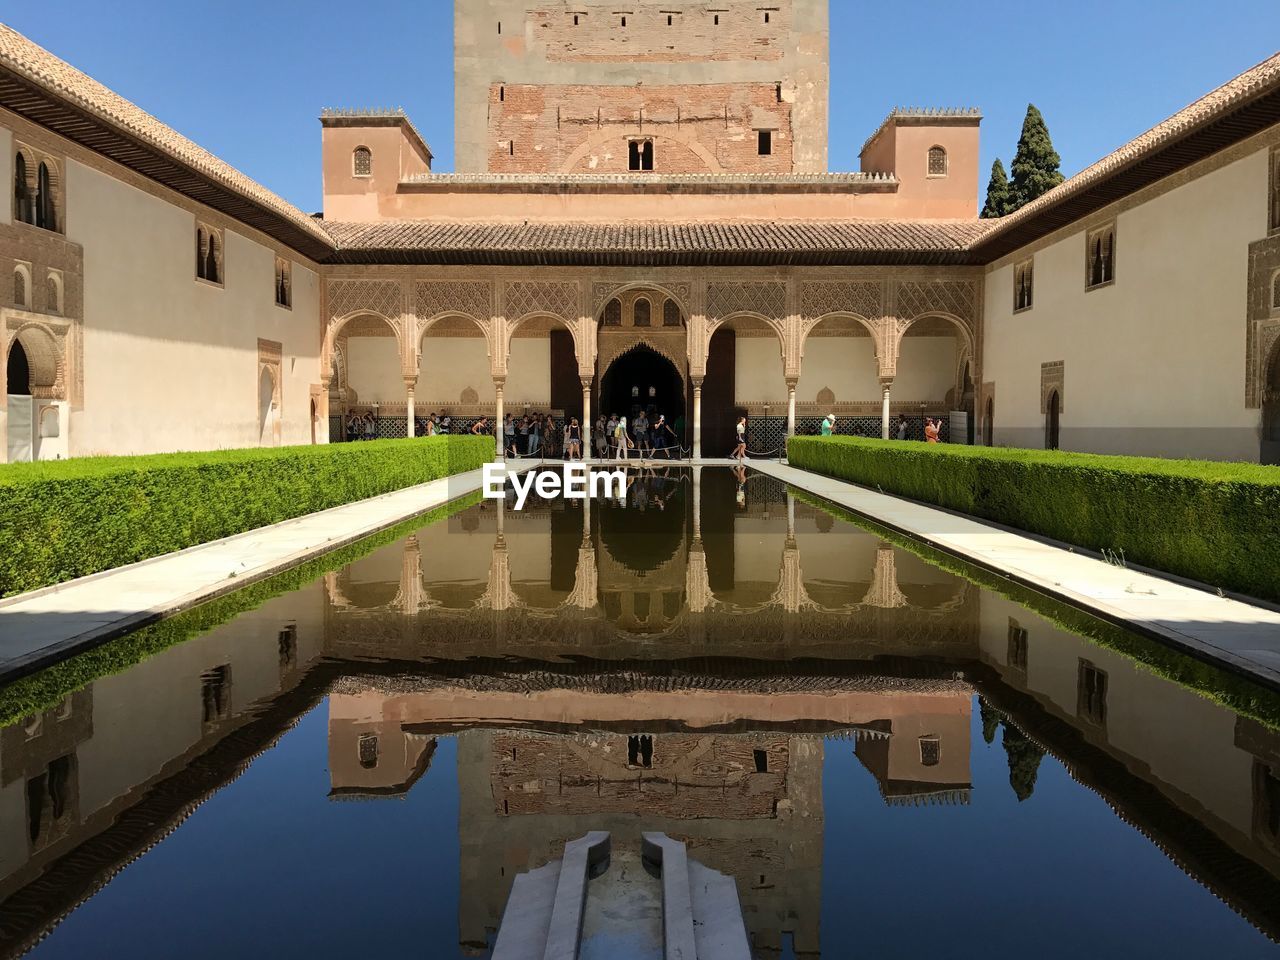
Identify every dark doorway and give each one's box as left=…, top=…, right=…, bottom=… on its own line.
left=549, top=329, right=580, bottom=420
left=702, top=328, right=737, bottom=456
left=1046, top=390, right=1061, bottom=450
left=6, top=340, right=30, bottom=396
left=599, top=346, right=684, bottom=426
left=984, top=397, right=994, bottom=447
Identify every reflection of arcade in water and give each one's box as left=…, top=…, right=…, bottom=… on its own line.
left=321, top=468, right=976, bottom=663
left=2, top=470, right=1280, bottom=956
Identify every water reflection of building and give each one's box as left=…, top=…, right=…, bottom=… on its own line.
left=326, top=671, right=972, bottom=956
left=2, top=473, right=1280, bottom=952
left=321, top=470, right=979, bottom=664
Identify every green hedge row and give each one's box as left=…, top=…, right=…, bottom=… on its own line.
left=0, top=436, right=493, bottom=597
left=787, top=436, right=1280, bottom=603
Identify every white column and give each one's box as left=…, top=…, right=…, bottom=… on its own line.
left=692, top=379, right=703, bottom=460
left=494, top=378, right=506, bottom=460
left=581, top=378, right=592, bottom=461
left=880, top=380, right=892, bottom=440
left=786, top=378, right=798, bottom=440
left=404, top=378, right=416, bottom=438
left=692, top=465, right=703, bottom=540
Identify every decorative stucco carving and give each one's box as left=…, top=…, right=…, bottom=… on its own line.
left=1040, top=360, right=1065, bottom=414
left=707, top=281, right=787, bottom=321
left=505, top=280, right=580, bottom=324
left=415, top=280, right=493, bottom=323
left=327, top=278, right=403, bottom=321
left=1246, top=234, right=1280, bottom=407
left=800, top=280, right=883, bottom=323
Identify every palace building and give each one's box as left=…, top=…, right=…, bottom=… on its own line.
left=1, top=4, right=1279, bottom=463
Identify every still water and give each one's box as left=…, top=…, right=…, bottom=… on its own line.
left=1, top=468, right=1279, bottom=958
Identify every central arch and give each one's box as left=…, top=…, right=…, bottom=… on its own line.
left=599, top=344, right=685, bottom=430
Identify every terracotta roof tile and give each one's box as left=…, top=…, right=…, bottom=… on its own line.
left=321, top=219, right=994, bottom=266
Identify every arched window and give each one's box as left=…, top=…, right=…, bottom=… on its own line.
left=13, top=268, right=28, bottom=309
left=7, top=340, right=31, bottom=396
left=206, top=232, right=221, bottom=284
left=633, top=297, right=651, bottom=327
left=13, top=153, right=33, bottom=225
left=1087, top=225, right=1116, bottom=288
left=603, top=298, right=622, bottom=326
left=1273, top=272, right=1280, bottom=309
left=1271, top=152, right=1280, bottom=232
left=353, top=146, right=372, bottom=177
left=46, top=274, right=61, bottom=315
left=196, top=225, right=223, bottom=284
left=275, top=258, right=292, bottom=308
left=1014, top=259, right=1034, bottom=312
left=35, top=162, right=56, bottom=232
left=927, top=146, right=948, bottom=177
left=629, top=139, right=654, bottom=172
left=663, top=298, right=682, bottom=326
left=1046, top=390, right=1061, bottom=450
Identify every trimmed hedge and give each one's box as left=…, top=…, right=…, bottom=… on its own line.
left=787, top=436, right=1280, bottom=603
left=0, top=436, right=493, bottom=597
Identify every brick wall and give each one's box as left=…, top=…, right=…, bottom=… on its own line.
left=488, top=82, right=793, bottom=174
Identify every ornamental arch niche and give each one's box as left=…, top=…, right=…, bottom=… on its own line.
left=892, top=311, right=975, bottom=431
left=418, top=312, right=495, bottom=414
left=798, top=313, right=881, bottom=415
left=325, top=311, right=405, bottom=438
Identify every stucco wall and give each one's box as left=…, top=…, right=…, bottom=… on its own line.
left=66, top=162, right=321, bottom=456
left=0, top=127, right=11, bottom=224
left=982, top=147, right=1269, bottom=461
left=347, top=335, right=551, bottom=406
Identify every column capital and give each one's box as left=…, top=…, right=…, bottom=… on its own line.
left=785, top=376, right=800, bottom=390
left=403, top=375, right=418, bottom=391
left=878, top=376, right=895, bottom=389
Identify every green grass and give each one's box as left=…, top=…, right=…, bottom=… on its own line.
left=0, top=436, right=493, bottom=597
left=787, top=435, right=1280, bottom=603
left=788, top=486, right=1280, bottom=732
left=0, top=492, right=482, bottom=727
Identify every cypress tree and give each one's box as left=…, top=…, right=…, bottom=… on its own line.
left=979, top=697, right=1001, bottom=744
left=1009, top=104, right=1064, bottom=210
left=1001, top=720, right=1045, bottom=802
left=980, top=159, right=1012, bottom=219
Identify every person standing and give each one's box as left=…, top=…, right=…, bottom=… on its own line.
left=897, top=414, right=909, bottom=441
left=614, top=415, right=629, bottom=460
left=595, top=415, right=607, bottom=459
left=471, top=416, right=489, bottom=436
left=731, top=416, right=748, bottom=461
left=504, top=414, right=517, bottom=457
left=441, top=412, right=452, bottom=435
left=634, top=411, right=650, bottom=460
left=820, top=414, right=835, bottom=437
left=565, top=417, right=582, bottom=461
left=925, top=417, right=941, bottom=443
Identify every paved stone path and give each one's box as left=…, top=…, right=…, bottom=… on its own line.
left=750, top=460, right=1280, bottom=689
left=0, top=465, right=535, bottom=682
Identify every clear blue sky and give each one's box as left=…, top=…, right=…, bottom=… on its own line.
left=5, top=2, right=1278, bottom=212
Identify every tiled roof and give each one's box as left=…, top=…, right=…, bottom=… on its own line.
left=0, top=24, right=335, bottom=257
left=321, top=219, right=994, bottom=266
left=973, top=51, right=1280, bottom=258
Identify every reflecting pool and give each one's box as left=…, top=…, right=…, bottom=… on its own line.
left=1, top=468, right=1279, bottom=958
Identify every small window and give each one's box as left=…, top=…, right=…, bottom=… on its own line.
left=753, top=749, right=768, bottom=773
left=1273, top=272, right=1280, bottom=310
left=509, top=140, right=515, bottom=156
left=758, top=130, right=772, bottom=156
left=775, top=82, right=783, bottom=103
left=275, top=258, right=292, bottom=308
left=352, top=146, right=372, bottom=178
left=667, top=14, right=673, bottom=25
left=35, top=161, right=57, bottom=232
left=604, top=298, right=622, bottom=325
left=1086, top=224, right=1116, bottom=289
left=627, top=734, right=653, bottom=768
left=278, top=624, right=297, bottom=670
left=1077, top=660, right=1108, bottom=726
left=1007, top=620, right=1028, bottom=672
left=628, top=139, right=654, bottom=172
left=633, top=297, right=651, bottom=326
left=499, top=85, right=505, bottom=102
left=46, top=272, right=62, bottom=315
left=196, top=225, right=223, bottom=284
left=13, top=151, right=33, bottom=225
left=919, top=736, right=940, bottom=767
left=663, top=298, right=682, bottom=326
left=201, top=665, right=231, bottom=725
left=13, top=267, right=28, bottom=309
left=714, top=13, right=720, bottom=25
left=1013, top=259, right=1034, bottom=313
left=763, top=10, right=771, bottom=23
left=358, top=733, right=379, bottom=769
left=927, top=145, right=948, bottom=178
left=621, top=15, right=627, bottom=27
left=574, top=14, right=579, bottom=25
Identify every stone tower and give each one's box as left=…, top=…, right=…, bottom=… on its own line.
left=453, top=0, right=830, bottom=174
